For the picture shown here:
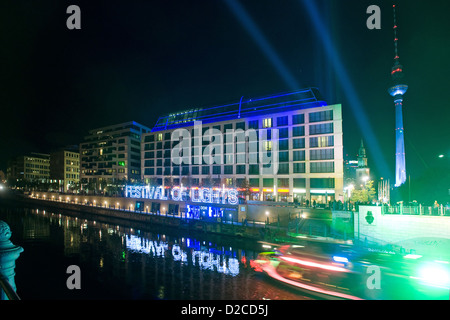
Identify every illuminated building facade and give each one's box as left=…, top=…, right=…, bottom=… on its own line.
left=80, top=121, right=151, bottom=190
left=141, top=88, right=344, bottom=204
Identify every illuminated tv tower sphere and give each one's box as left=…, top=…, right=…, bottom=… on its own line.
left=388, top=61, right=408, bottom=98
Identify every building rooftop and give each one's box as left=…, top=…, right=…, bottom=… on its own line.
left=151, top=87, right=327, bottom=132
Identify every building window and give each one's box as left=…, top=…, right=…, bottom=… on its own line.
left=263, top=178, right=274, bottom=188
left=279, top=127, right=288, bottom=139
left=157, top=133, right=163, bottom=141
left=310, top=136, right=334, bottom=148
left=309, top=110, right=333, bottom=123
left=249, top=178, right=259, bottom=187
left=292, top=126, right=305, bottom=137
left=248, top=120, right=259, bottom=130
left=309, top=123, right=333, bottom=135
left=236, top=122, right=246, bottom=130
left=263, top=118, right=272, bottom=128
left=279, top=151, right=289, bottom=162
left=310, top=178, right=335, bottom=188
left=144, top=135, right=155, bottom=143
left=249, top=165, right=259, bottom=175
left=277, top=116, right=288, bottom=126
left=292, top=138, right=305, bottom=149
left=293, top=163, right=305, bottom=173
left=293, top=178, right=306, bottom=188
left=292, top=114, right=305, bottom=125
left=236, top=165, right=246, bottom=174
left=277, top=178, right=289, bottom=187
left=202, top=166, right=210, bottom=175
left=293, top=150, right=305, bottom=161
left=264, top=141, right=272, bottom=151
left=279, top=139, right=289, bottom=150
left=224, top=165, right=233, bottom=174
left=310, top=162, right=335, bottom=173
left=278, top=164, right=289, bottom=174
left=310, top=149, right=334, bottom=160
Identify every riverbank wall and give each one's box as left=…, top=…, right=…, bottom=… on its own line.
left=2, top=193, right=288, bottom=242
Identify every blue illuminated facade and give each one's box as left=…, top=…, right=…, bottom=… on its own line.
left=142, top=88, right=344, bottom=205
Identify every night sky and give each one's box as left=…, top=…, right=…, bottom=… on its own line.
left=1, top=0, right=449, bottom=184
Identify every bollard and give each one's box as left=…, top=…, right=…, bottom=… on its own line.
left=0, top=220, right=23, bottom=300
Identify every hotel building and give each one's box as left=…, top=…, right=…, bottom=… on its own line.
left=141, top=88, right=344, bottom=205
left=80, top=121, right=152, bottom=191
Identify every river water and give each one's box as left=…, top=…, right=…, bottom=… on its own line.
left=0, top=203, right=311, bottom=300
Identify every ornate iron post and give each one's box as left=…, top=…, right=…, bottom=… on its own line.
left=0, top=220, right=24, bottom=300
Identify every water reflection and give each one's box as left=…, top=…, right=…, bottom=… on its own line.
left=1, top=206, right=310, bottom=300
left=126, top=235, right=240, bottom=276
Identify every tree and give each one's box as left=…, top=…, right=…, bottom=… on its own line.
left=351, top=180, right=376, bottom=203
left=237, top=178, right=251, bottom=199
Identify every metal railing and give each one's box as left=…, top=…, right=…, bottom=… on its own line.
left=383, top=204, right=450, bottom=216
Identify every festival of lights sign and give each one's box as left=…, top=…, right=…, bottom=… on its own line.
left=125, top=185, right=239, bottom=205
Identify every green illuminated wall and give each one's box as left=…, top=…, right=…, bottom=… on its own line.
left=355, top=206, right=450, bottom=258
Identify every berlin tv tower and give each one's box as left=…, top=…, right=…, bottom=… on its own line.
left=387, top=4, right=408, bottom=187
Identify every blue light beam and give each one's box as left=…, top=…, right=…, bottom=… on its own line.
left=299, top=0, right=391, bottom=178
left=224, top=0, right=300, bottom=91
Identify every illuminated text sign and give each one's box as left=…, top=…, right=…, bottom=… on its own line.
left=125, top=185, right=239, bottom=205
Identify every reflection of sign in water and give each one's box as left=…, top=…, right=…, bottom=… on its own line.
left=126, top=235, right=168, bottom=256
left=126, top=235, right=239, bottom=276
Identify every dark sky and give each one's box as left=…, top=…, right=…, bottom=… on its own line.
left=1, top=0, right=449, bottom=183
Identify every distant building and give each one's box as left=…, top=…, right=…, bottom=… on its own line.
left=343, top=154, right=358, bottom=186
left=356, top=140, right=370, bottom=184
left=50, top=146, right=80, bottom=192
left=7, top=153, right=51, bottom=183
left=80, top=121, right=152, bottom=191
left=343, top=139, right=370, bottom=189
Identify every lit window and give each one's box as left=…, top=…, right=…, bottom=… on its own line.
left=157, top=133, right=163, bottom=141
left=264, top=141, right=272, bottom=151
left=263, top=118, right=272, bottom=128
